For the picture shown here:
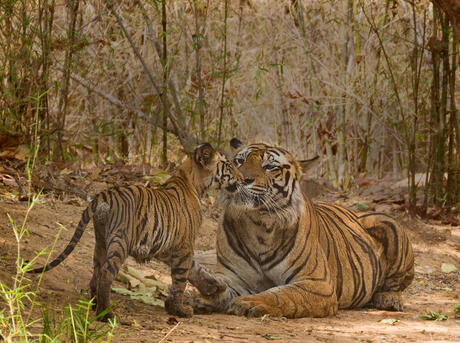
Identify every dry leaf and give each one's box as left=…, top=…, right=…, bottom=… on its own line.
left=441, top=263, right=458, bottom=273
left=379, top=318, right=399, bottom=325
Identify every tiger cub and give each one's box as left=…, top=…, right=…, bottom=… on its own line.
left=29, top=143, right=241, bottom=320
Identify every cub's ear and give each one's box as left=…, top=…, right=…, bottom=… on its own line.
left=180, top=147, right=193, bottom=157
left=230, top=138, right=244, bottom=150
left=194, top=142, right=216, bottom=168
left=298, top=155, right=320, bottom=174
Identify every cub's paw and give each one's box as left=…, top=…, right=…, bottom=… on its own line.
left=165, top=296, right=194, bottom=318
left=372, top=292, right=403, bottom=312
left=190, top=295, right=218, bottom=314
left=229, top=296, right=280, bottom=318
left=195, top=276, right=227, bottom=296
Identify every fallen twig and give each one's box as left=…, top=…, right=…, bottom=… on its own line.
left=158, top=321, right=181, bottom=343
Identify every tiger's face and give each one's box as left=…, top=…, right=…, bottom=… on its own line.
left=228, top=138, right=305, bottom=221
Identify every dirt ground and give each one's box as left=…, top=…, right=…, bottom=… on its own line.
left=0, top=186, right=459, bottom=342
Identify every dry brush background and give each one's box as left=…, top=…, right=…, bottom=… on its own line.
left=0, top=0, right=459, bottom=211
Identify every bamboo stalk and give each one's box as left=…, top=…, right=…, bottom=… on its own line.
left=54, top=0, right=79, bottom=161
left=191, top=0, right=207, bottom=141
left=217, top=0, right=229, bottom=147
left=161, top=0, right=168, bottom=167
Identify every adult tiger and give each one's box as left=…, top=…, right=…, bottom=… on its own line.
left=193, top=139, right=414, bottom=318
left=29, top=143, right=240, bottom=320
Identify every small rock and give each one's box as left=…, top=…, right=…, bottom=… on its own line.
left=441, top=263, right=458, bottom=273
left=379, top=318, right=399, bottom=325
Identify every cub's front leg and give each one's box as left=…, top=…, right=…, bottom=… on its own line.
left=165, top=243, right=194, bottom=318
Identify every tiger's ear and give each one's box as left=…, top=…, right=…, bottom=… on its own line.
left=298, top=155, right=320, bottom=174
left=194, top=142, right=216, bottom=168
left=230, top=138, right=244, bottom=150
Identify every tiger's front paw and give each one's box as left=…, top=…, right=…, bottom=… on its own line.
left=165, top=296, right=194, bottom=318
left=229, top=296, right=281, bottom=318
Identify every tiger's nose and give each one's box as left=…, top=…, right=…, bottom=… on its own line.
left=242, top=177, right=255, bottom=186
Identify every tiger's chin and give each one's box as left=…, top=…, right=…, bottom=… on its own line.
left=222, top=192, right=300, bottom=227
left=217, top=192, right=254, bottom=210
left=227, top=191, right=262, bottom=209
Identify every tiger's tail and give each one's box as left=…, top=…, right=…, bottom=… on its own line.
left=28, top=197, right=100, bottom=274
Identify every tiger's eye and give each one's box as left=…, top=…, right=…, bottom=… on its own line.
left=263, top=164, right=278, bottom=171
left=235, top=157, right=244, bottom=166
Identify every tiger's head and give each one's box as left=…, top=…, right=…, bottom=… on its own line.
left=227, top=138, right=318, bottom=224
left=186, top=143, right=243, bottom=196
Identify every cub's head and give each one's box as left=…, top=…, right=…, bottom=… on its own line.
left=187, top=142, right=242, bottom=195
left=228, top=138, right=317, bottom=222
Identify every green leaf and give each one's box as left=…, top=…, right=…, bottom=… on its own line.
left=454, top=303, right=460, bottom=315
left=147, top=171, right=171, bottom=185
left=420, top=310, right=448, bottom=321
left=354, top=203, right=370, bottom=212
left=262, top=334, right=282, bottom=340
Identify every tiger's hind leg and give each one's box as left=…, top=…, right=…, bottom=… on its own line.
left=358, top=213, right=414, bottom=312
left=90, top=203, right=109, bottom=310
left=96, top=234, right=128, bottom=321
left=89, top=238, right=106, bottom=310
left=165, top=242, right=194, bottom=318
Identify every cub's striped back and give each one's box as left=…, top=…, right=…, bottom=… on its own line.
left=29, top=143, right=241, bottom=320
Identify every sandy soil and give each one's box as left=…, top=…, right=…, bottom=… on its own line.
left=0, top=193, right=459, bottom=343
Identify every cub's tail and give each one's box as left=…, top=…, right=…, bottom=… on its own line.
left=28, top=198, right=100, bottom=274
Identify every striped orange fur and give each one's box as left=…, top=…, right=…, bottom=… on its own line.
left=192, top=139, right=414, bottom=318
left=29, top=143, right=241, bottom=320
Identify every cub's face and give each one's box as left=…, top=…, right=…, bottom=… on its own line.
left=211, top=153, right=243, bottom=194
left=228, top=139, right=304, bottom=218
left=192, top=143, right=242, bottom=195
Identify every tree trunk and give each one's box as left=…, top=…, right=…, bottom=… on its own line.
left=161, top=0, right=168, bottom=168
left=337, top=0, right=354, bottom=189
left=217, top=0, right=229, bottom=147
left=55, top=0, right=80, bottom=161
left=432, top=0, right=460, bottom=39
left=193, top=0, right=206, bottom=142
left=446, top=37, right=458, bottom=206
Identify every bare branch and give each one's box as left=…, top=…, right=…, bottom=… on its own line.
left=56, top=64, right=175, bottom=135
left=104, top=0, right=195, bottom=147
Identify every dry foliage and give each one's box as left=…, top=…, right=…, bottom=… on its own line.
left=0, top=0, right=459, bottom=209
